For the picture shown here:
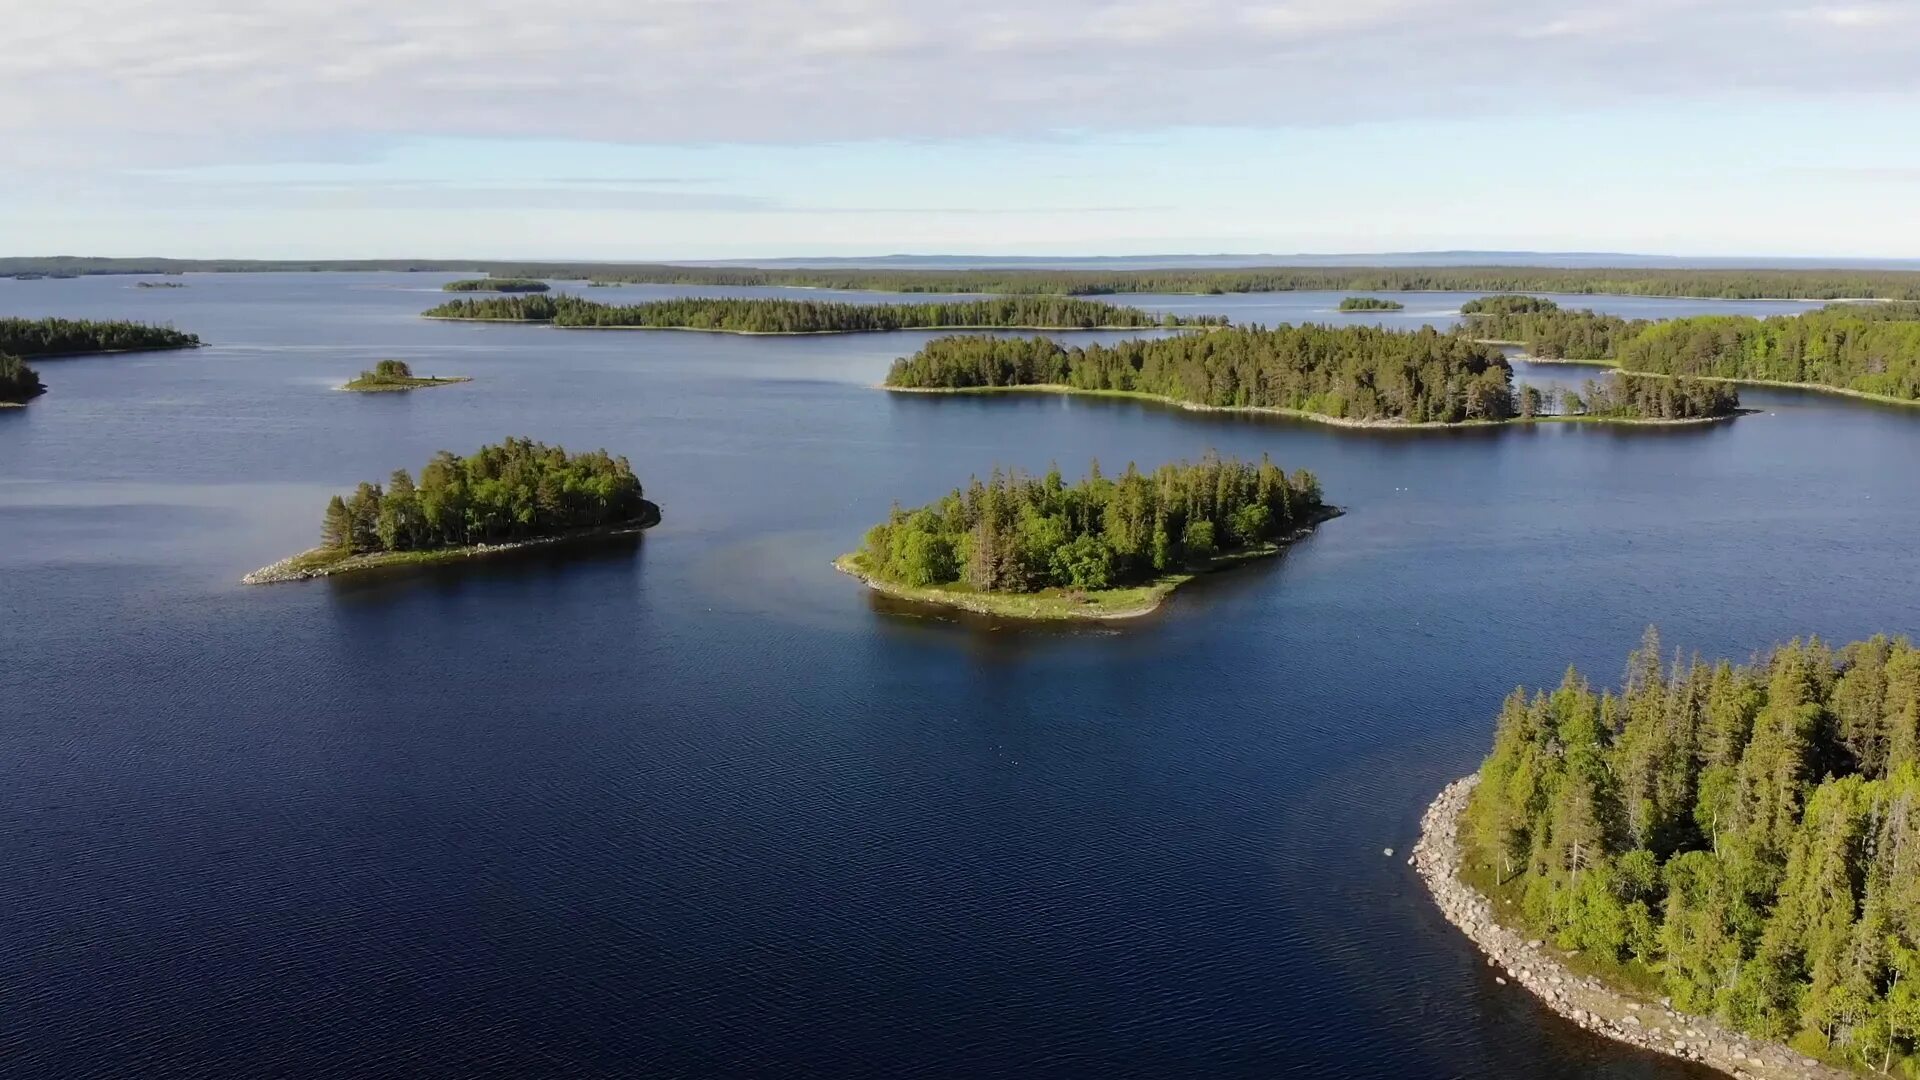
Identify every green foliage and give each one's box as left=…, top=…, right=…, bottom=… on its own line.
left=0, top=354, right=46, bottom=403
left=0, top=317, right=200, bottom=357
left=422, top=294, right=1217, bottom=332
left=1458, top=299, right=1648, bottom=360
left=316, top=437, right=652, bottom=555
left=1467, top=631, right=1920, bottom=1069
left=1460, top=295, right=1564, bottom=316
left=859, top=453, right=1324, bottom=595
left=886, top=327, right=1518, bottom=423
left=1617, top=310, right=1920, bottom=402
left=1337, top=296, right=1404, bottom=311
left=442, top=278, right=550, bottom=292
left=1558, top=375, right=1741, bottom=420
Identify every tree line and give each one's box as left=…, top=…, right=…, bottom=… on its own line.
left=1458, top=297, right=1650, bottom=360
left=1522, top=376, right=1741, bottom=420
left=421, top=294, right=1213, bottom=332
left=16, top=256, right=1920, bottom=300
left=0, top=317, right=200, bottom=357
left=442, top=278, right=550, bottom=292
left=885, top=327, right=1520, bottom=423
left=1618, top=309, right=1920, bottom=402
left=1339, top=296, right=1404, bottom=311
left=859, top=454, right=1324, bottom=593
left=1468, top=630, right=1920, bottom=1070
left=0, top=355, right=46, bottom=403
left=318, top=437, right=652, bottom=555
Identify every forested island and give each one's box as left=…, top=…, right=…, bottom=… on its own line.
left=422, top=294, right=1214, bottom=333
left=1428, top=631, right=1920, bottom=1075
left=442, top=278, right=550, bottom=293
left=341, top=359, right=470, bottom=392
left=244, top=437, right=659, bottom=583
left=1465, top=297, right=1920, bottom=403
left=837, top=453, right=1332, bottom=619
left=15, top=256, right=1920, bottom=301
left=1, top=355, right=46, bottom=405
left=1339, top=296, right=1405, bottom=311
left=0, top=317, right=201, bottom=358
left=883, top=329, right=1740, bottom=426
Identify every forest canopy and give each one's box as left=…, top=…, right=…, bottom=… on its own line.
left=0, top=317, right=200, bottom=357
left=421, top=294, right=1215, bottom=332
left=1467, top=631, right=1920, bottom=1071
left=884, top=327, right=1520, bottom=424
left=1339, top=296, right=1405, bottom=311
left=0, top=355, right=46, bottom=404
left=317, top=437, right=654, bottom=555
left=857, top=454, right=1325, bottom=594
left=1458, top=298, right=1649, bottom=361
left=1616, top=310, right=1920, bottom=402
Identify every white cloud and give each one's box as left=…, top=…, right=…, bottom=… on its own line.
left=0, top=0, right=1915, bottom=172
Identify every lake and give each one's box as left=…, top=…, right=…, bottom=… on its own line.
left=3, top=273, right=1913, bottom=1078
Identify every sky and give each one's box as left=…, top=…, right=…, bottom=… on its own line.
left=3, top=0, right=1919, bottom=259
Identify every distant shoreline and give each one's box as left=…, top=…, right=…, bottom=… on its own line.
left=881, top=384, right=1745, bottom=428
left=1513, top=355, right=1920, bottom=408
left=423, top=315, right=1192, bottom=335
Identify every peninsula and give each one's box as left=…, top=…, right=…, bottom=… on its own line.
left=442, top=277, right=550, bottom=292
left=1, top=355, right=46, bottom=405
left=882, top=330, right=1741, bottom=426
left=421, top=294, right=1218, bottom=334
left=0, top=316, right=201, bottom=358
left=1420, top=630, right=1920, bottom=1076
left=836, top=453, right=1332, bottom=620
left=1338, top=296, right=1404, bottom=311
left=244, top=437, right=658, bottom=583
left=341, top=359, right=470, bottom=392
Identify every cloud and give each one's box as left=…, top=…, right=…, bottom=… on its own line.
left=0, top=0, right=1916, bottom=172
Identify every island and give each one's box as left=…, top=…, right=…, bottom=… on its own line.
left=1458, top=295, right=1648, bottom=360
left=243, top=437, right=659, bottom=584
left=341, top=359, right=470, bottom=392
left=1, top=355, right=46, bottom=405
left=442, top=278, right=551, bottom=293
left=134, top=280, right=188, bottom=289
left=835, top=453, right=1333, bottom=620
left=0, top=316, right=201, bottom=358
left=1416, top=630, right=1918, bottom=1078
left=881, top=329, right=1741, bottom=426
left=421, top=294, right=1219, bottom=334
left=1338, top=296, right=1405, bottom=311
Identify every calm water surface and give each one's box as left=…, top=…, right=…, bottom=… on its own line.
left=3, top=274, right=1915, bottom=1078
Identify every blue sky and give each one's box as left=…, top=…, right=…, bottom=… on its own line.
left=5, top=0, right=1918, bottom=258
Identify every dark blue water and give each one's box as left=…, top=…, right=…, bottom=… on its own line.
left=4, top=273, right=1915, bottom=1078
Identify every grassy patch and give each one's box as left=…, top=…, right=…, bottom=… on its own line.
left=341, top=375, right=471, bottom=392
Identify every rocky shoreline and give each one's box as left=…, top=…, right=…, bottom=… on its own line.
left=1413, top=776, right=1847, bottom=1080
left=241, top=513, right=658, bottom=584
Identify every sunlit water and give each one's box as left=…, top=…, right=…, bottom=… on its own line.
left=2, top=273, right=1912, bottom=1078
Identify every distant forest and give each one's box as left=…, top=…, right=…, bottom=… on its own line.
left=442, top=278, right=550, bottom=292
left=1460, top=298, right=1920, bottom=402
left=885, top=328, right=1520, bottom=423
left=10, top=257, right=1920, bottom=300
left=0, top=317, right=200, bottom=357
left=319, top=438, right=652, bottom=555
left=1468, top=630, right=1920, bottom=1070
left=0, top=355, right=46, bottom=403
left=858, top=454, right=1324, bottom=592
left=422, top=294, right=1212, bottom=332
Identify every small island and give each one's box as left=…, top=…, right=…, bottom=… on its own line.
left=836, top=453, right=1333, bottom=620
left=0, top=316, right=201, bottom=358
left=341, top=359, right=470, bottom=392
left=1416, top=630, right=1917, bottom=1078
left=422, top=294, right=1220, bottom=334
left=442, top=278, right=551, bottom=293
left=1338, top=296, right=1405, bottom=311
left=883, top=330, right=1742, bottom=426
left=1, top=355, right=46, bottom=406
left=244, top=437, right=659, bottom=584
left=134, top=280, right=188, bottom=289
